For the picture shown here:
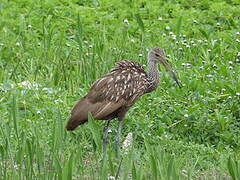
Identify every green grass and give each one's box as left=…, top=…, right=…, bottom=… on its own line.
left=1, top=0, right=240, bottom=179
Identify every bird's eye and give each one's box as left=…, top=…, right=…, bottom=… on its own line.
left=155, top=53, right=160, bottom=57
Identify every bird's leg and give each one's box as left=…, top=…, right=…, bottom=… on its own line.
left=115, top=120, right=123, bottom=158
left=102, top=120, right=110, bottom=159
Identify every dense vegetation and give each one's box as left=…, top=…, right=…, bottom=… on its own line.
left=0, top=0, right=240, bottom=179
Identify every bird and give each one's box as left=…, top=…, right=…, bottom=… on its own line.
left=66, top=47, right=181, bottom=156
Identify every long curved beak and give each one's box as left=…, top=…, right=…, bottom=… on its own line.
left=160, top=59, right=182, bottom=88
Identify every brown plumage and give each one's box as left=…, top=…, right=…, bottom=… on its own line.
left=66, top=47, right=181, bottom=131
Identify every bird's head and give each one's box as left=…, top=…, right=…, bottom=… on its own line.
left=149, top=47, right=166, bottom=62
left=149, top=47, right=182, bottom=87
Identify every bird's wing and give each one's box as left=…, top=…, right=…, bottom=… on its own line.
left=69, top=96, right=125, bottom=122
left=88, top=60, right=148, bottom=102
left=85, top=60, right=148, bottom=118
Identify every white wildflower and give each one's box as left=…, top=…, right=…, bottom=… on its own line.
left=54, top=99, right=64, bottom=103
left=182, top=169, right=187, bottom=174
left=184, top=114, right=189, bottom=118
left=122, top=132, right=133, bottom=154
left=16, top=42, right=20, bottom=46
left=108, top=175, right=115, bottom=180
left=86, top=52, right=93, bottom=56
left=42, top=87, right=54, bottom=93
left=139, top=53, right=143, bottom=57
left=13, top=164, right=18, bottom=170
left=107, top=129, right=112, bottom=133
left=165, top=26, right=171, bottom=30
left=182, top=39, right=187, bottom=43
left=181, top=63, right=192, bottom=67
left=123, top=19, right=129, bottom=23
left=158, top=17, right=163, bottom=21
left=18, top=80, right=40, bottom=89
left=207, top=74, right=213, bottom=78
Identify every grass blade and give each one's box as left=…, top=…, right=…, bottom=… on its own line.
left=135, top=13, right=145, bottom=32
left=132, top=161, right=137, bottom=180
left=144, top=139, right=158, bottom=180
left=11, top=94, right=19, bottom=139
left=63, top=152, right=74, bottom=180
left=55, top=157, right=63, bottom=180
left=176, top=16, right=182, bottom=35
left=227, top=156, right=240, bottom=180
left=87, top=113, right=102, bottom=152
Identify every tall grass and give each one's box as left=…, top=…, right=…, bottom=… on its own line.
left=1, top=0, right=240, bottom=179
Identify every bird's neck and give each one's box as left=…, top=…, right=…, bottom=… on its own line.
left=147, top=58, right=160, bottom=92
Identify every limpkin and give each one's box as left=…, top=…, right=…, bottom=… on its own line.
left=66, top=47, right=181, bottom=156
